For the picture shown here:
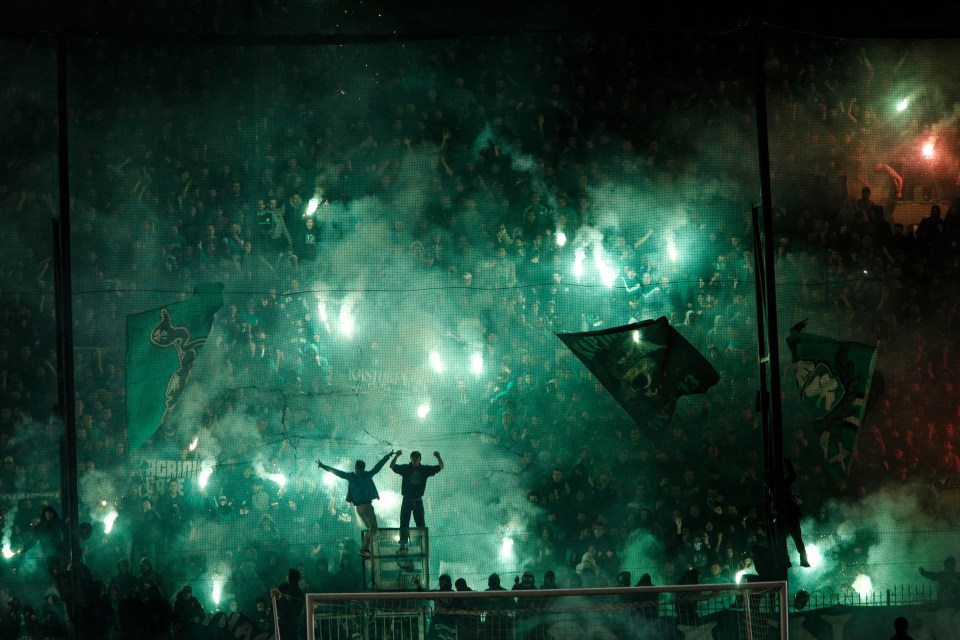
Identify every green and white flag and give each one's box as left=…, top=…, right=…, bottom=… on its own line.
left=557, top=316, right=720, bottom=445
left=125, top=283, right=224, bottom=450
left=787, top=322, right=879, bottom=476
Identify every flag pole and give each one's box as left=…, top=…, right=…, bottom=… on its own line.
left=52, top=32, right=84, bottom=635
left=752, top=25, right=789, bottom=580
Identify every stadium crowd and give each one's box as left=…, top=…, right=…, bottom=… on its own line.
left=1, top=17, right=960, bottom=640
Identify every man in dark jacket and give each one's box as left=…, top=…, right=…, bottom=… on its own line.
left=390, top=450, right=444, bottom=552
left=273, top=568, right=306, bottom=640
left=317, top=451, right=396, bottom=556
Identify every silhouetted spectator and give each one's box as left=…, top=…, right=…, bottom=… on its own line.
left=889, top=615, right=916, bottom=640
left=273, top=568, right=305, bottom=640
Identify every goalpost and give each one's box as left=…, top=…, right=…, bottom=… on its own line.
left=300, top=579, right=789, bottom=640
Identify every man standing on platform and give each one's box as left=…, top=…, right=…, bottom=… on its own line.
left=390, top=450, right=444, bottom=553
left=317, top=451, right=395, bottom=557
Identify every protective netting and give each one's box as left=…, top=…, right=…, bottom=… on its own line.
left=2, top=18, right=960, bottom=640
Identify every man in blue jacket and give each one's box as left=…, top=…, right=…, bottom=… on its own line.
left=317, top=451, right=396, bottom=557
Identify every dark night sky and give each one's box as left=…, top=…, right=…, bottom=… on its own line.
left=2, top=1, right=959, bottom=38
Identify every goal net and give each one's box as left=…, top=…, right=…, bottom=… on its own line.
left=302, top=579, right=788, bottom=640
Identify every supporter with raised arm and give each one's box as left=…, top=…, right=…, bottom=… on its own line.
left=317, top=451, right=396, bottom=557
left=390, top=450, right=445, bottom=553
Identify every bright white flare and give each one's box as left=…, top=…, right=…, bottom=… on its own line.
left=429, top=351, right=444, bottom=373
left=268, top=473, right=287, bottom=487
left=189, top=437, right=199, bottom=451
left=104, top=510, right=119, bottom=534
left=500, top=536, right=514, bottom=560
left=338, top=305, right=355, bottom=338
left=600, top=266, right=617, bottom=288
left=378, top=490, right=400, bottom=511
left=667, top=237, right=678, bottom=262
left=853, top=574, right=872, bottom=597
left=417, top=404, right=431, bottom=419
left=573, top=248, right=585, bottom=279
left=199, top=467, right=213, bottom=489
left=593, top=246, right=617, bottom=287
left=470, top=353, right=483, bottom=375
left=317, top=301, right=332, bottom=334
left=555, top=230, right=566, bottom=247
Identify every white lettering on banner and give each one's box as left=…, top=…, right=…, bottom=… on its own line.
left=145, top=459, right=202, bottom=479
left=143, top=460, right=202, bottom=495
left=348, top=368, right=409, bottom=391
left=0, top=491, right=60, bottom=501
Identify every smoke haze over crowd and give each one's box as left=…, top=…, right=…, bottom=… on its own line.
left=2, top=10, right=960, bottom=625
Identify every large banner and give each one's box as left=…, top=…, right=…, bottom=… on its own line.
left=125, top=283, right=224, bottom=450
left=557, top=316, right=719, bottom=444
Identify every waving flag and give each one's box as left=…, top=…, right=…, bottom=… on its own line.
left=557, top=316, right=719, bottom=444
left=786, top=321, right=879, bottom=475
left=125, top=283, right=224, bottom=450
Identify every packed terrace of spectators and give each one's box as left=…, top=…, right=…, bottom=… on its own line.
left=1, top=21, right=960, bottom=638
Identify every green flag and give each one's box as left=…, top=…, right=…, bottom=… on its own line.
left=125, top=283, right=224, bottom=450
left=786, top=322, right=879, bottom=476
left=557, top=316, right=720, bottom=444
